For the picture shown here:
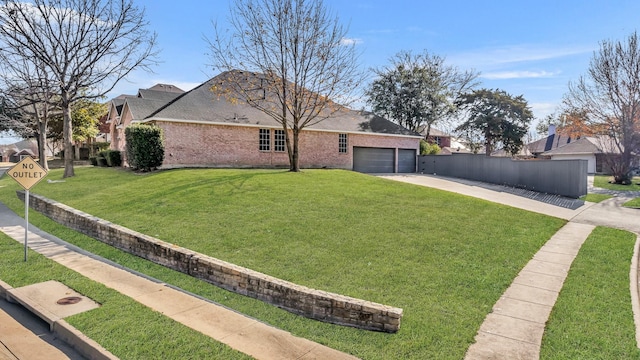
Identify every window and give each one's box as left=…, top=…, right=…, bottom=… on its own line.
left=274, top=129, right=285, bottom=152
left=434, top=136, right=442, bottom=147
left=259, top=129, right=270, bottom=151
left=339, top=133, right=348, bottom=153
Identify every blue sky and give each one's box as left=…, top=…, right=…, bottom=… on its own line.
left=103, top=0, right=640, bottom=131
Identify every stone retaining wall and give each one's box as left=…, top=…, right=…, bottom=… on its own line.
left=18, top=191, right=403, bottom=333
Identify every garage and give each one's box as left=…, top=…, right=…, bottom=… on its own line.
left=549, top=154, right=596, bottom=173
left=397, top=149, right=417, bottom=173
left=353, top=147, right=395, bottom=173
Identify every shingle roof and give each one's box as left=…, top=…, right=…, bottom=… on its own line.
left=145, top=71, right=420, bottom=137
left=137, top=89, right=184, bottom=103
left=541, top=136, right=621, bottom=155
left=526, top=134, right=574, bottom=154
left=125, top=97, right=174, bottom=122
left=147, top=84, right=184, bottom=93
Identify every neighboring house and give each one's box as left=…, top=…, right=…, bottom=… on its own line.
left=417, top=126, right=472, bottom=155
left=0, top=144, right=18, bottom=162
left=417, top=126, right=452, bottom=147
left=524, top=125, right=638, bottom=174
left=540, top=136, right=639, bottom=174
left=108, top=71, right=422, bottom=173
left=0, top=139, right=39, bottom=162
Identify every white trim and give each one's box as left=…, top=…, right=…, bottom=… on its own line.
left=145, top=117, right=423, bottom=139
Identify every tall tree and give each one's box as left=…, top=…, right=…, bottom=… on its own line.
left=456, top=89, right=533, bottom=156
left=564, top=31, right=640, bottom=184
left=207, top=0, right=363, bottom=172
left=366, top=50, right=479, bottom=135
left=0, top=0, right=158, bottom=177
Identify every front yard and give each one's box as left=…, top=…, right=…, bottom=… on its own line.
left=0, top=168, right=634, bottom=359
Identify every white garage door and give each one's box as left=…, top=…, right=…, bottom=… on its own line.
left=551, top=154, right=596, bottom=174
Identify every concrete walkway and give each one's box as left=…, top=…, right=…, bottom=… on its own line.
left=0, top=203, right=357, bottom=360
left=379, top=174, right=640, bottom=360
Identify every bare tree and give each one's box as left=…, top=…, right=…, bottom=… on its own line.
left=564, top=31, right=640, bottom=183
left=207, top=0, right=363, bottom=172
left=0, top=0, right=158, bottom=177
left=0, top=53, right=60, bottom=170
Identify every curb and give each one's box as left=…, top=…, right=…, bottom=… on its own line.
left=0, top=278, right=118, bottom=360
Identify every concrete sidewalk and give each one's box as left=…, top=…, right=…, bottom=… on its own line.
left=0, top=202, right=357, bottom=360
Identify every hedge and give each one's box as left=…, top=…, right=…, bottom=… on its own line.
left=125, top=124, right=165, bottom=171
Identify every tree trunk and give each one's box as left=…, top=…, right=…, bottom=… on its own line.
left=62, top=93, right=74, bottom=178
left=290, top=129, right=300, bottom=172
left=485, top=125, right=492, bottom=156
left=37, top=120, right=49, bottom=171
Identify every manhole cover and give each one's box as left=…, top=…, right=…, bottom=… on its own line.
left=57, top=296, right=82, bottom=305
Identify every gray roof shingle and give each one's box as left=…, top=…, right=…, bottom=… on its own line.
left=145, top=71, right=420, bottom=137
left=541, top=136, right=621, bottom=155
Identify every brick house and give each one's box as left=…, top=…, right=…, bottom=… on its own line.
left=108, top=71, right=421, bottom=173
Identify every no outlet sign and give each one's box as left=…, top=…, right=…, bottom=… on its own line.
left=7, top=157, right=47, bottom=190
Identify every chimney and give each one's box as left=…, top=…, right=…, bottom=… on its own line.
left=548, top=124, right=556, bottom=136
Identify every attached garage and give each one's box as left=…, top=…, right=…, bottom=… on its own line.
left=549, top=154, right=596, bottom=173
left=353, top=147, right=395, bottom=173
left=398, top=149, right=416, bottom=173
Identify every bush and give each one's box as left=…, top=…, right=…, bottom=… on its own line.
left=420, top=140, right=441, bottom=155
left=99, top=150, right=122, bottom=167
left=89, top=156, right=98, bottom=166
left=93, top=142, right=110, bottom=154
left=96, top=156, right=107, bottom=167
left=125, top=124, right=165, bottom=171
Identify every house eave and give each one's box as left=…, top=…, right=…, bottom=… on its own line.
left=143, top=117, right=423, bottom=139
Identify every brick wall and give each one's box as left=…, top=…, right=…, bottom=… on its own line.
left=154, top=121, right=419, bottom=170
left=19, top=191, right=403, bottom=333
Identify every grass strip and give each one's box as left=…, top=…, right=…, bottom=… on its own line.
left=540, top=227, right=640, bottom=359
left=0, top=233, right=249, bottom=360
left=623, top=198, right=640, bottom=209
left=0, top=167, right=565, bottom=359
left=580, top=193, right=614, bottom=203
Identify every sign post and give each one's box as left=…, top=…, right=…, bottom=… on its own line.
left=6, top=157, right=48, bottom=261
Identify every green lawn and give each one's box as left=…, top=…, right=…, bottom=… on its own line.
left=541, top=227, right=640, bottom=359
left=594, top=175, right=640, bottom=191
left=580, top=193, right=614, bottom=203
left=624, top=198, right=640, bottom=209
left=0, top=233, right=249, bottom=360
left=0, top=167, right=566, bottom=359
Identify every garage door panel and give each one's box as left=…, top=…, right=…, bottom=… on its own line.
left=398, top=149, right=416, bottom=173
left=353, top=147, right=394, bottom=173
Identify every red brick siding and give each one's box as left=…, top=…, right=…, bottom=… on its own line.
left=156, top=121, right=420, bottom=170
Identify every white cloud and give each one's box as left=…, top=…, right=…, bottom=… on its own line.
left=482, top=70, right=559, bottom=80
left=530, top=102, right=559, bottom=119
left=340, top=37, right=363, bottom=46
left=449, top=44, right=594, bottom=68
